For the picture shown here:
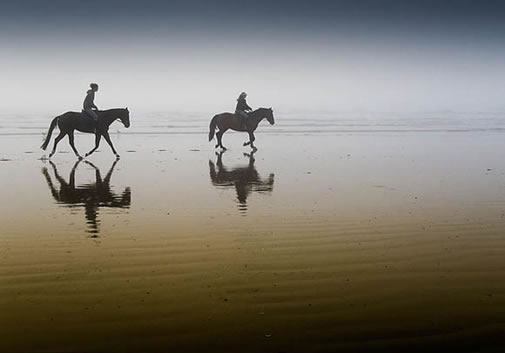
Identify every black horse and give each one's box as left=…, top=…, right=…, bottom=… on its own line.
left=209, top=151, right=274, bottom=213
left=40, top=108, right=130, bottom=159
left=208, top=107, right=275, bottom=150
left=42, top=159, right=131, bottom=236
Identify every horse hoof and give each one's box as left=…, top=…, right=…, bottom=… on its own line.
left=243, top=142, right=248, bottom=146
left=215, top=144, right=219, bottom=148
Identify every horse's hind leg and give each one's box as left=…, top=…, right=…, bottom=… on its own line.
left=67, top=131, right=82, bottom=159
left=216, top=129, right=227, bottom=150
left=215, top=130, right=221, bottom=148
left=85, top=133, right=102, bottom=157
left=243, top=130, right=251, bottom=146
left=49, top=131, right=66, bottom=158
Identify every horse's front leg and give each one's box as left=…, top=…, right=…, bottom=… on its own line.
left=215, top=130, right=221, bottom=148
left=248, top=131, right=257, bottom=150
left=49, top=131, right=66, bottom=158
left=85, top=133, right=102, bottom=157
left=243, top=126, right=251, bottom=146
left=102, top=131, right=120, bottom=158
left=216, top=129, right=227, bottom=150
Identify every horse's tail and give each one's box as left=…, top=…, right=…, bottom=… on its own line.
left=40, top=116, right=60, bottom=150
left=208, top=115, right=218, bottom=141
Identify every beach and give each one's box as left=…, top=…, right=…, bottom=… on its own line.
left=1, top=112, right=505, bottom=352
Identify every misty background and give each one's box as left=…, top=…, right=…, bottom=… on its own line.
left=1, top=0, right=505, bottom=115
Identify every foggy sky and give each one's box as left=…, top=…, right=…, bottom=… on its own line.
left=1, top=0, right=505, bottom=113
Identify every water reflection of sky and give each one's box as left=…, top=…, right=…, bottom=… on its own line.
left=2, top=112, right=505, bottom=136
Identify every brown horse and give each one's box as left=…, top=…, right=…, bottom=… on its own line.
left=208, top=107, right=275, bottom=150
left=40, top=108, right=130, bottom=159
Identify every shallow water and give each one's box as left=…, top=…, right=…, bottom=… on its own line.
left=1, top=113, right=505, bottom=352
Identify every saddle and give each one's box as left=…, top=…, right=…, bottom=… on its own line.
left=235, top=111, right=248, bottom=129
left=235, top=113, right=248, bottom=130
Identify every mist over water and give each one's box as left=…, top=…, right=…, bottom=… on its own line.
left=2, top=0, right=505, bottom=114
left=2, top=111, right=505, bottom=138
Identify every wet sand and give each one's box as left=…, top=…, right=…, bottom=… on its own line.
left=1, top=117, right=505, bottom=352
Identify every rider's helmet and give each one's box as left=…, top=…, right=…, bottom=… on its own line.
left=90, top=83, right=99, bottom=90
left=239, top=92, right=247, bottom=98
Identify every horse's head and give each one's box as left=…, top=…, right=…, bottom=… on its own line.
left=265, top=107, right=275, bottom=125
left=257, top=107, right=275, bottom=125
left=119, top=107, right=130, bottom=128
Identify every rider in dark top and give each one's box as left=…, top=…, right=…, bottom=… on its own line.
left=235, top=92, right=252, bottom=129
left=83, top=83, right=99, bottom=130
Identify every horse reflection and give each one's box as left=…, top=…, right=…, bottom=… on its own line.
left=209, top=151, right=274, bottom=213
left=42, top=159, right=131, bottom=236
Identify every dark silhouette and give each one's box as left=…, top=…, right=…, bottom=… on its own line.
left=208, top=107, right=275, bottom=150
left=40, top=108, right=130, bottom=159
left=83, top=83, right=100, bottom=128
left=209, top=151, right=274, bottom=213
left=42, top=159, right=131, bottom=236
left=235, top=91, right=252, bottom=129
